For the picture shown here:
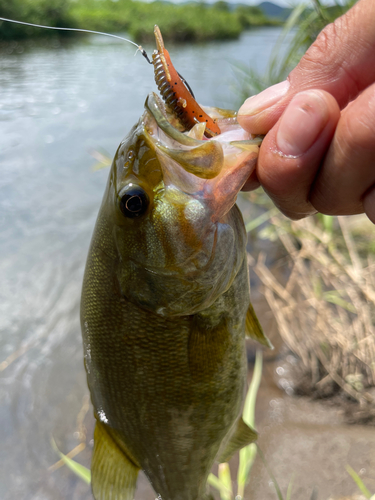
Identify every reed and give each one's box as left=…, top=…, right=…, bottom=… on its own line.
left=244, top=190, right=375, bottom=407
left=234, top=0, right=375, bottom=410
left=233, top=0, right=356, bottom=102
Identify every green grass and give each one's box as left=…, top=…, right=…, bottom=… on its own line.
left=0, top=0, right=272, bottom=42
left=0, top=0, right=76, bottom=39
left=51, top=437, right=91, bottom=484
left=233, top=0, right=356, bottom=102
left=346, top=465, right=375, bottom=500
left=207, top=350, right=300, bottom=500
left=208, top=350, right=263, bottom=500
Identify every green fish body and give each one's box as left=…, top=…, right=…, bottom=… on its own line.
left=81, top=94, right=269, bottom=500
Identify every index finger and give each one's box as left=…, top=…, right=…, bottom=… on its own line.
left=237, top=0, right=375, bottom=135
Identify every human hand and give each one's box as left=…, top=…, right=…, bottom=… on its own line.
left=237, top=0, right=375, bottom=223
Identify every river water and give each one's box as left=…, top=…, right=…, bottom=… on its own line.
left=0, top=26, right=289, bottom=500
left=2, top=26, right=374, bottom=500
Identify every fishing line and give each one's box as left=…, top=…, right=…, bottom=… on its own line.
left=0, top=16, right=151, bottom=59
left=0, top=18, right=196, bottom=100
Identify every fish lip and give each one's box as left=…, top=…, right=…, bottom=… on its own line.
left=144, top=93, right=203, bottom=148
left=143, top=92, right=262, bottom=150
left=142, top=92, right=262, bottom=218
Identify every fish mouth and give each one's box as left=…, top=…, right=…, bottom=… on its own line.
left=142, top=93, right=262, bottom=221
left=143, top=92, right=262, bottom=150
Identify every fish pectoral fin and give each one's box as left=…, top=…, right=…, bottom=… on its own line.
left=245, top=302, right=273, bottom=348
left=91, top=421, right=140, bottom=500
left=217, top=417, right=258, bottom=464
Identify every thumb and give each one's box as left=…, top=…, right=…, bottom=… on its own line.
left=238, top=0, right=375, bottom=135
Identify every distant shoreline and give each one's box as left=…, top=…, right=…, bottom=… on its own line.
left=0, top=0, right=286, bottom=42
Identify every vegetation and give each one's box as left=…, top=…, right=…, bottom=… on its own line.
left=243, top=190, right=375, bottom=409
left=234, top=0, right=375, bottom=409
left=234, top=5, right=274, bottom=30
left=0, top=0, right=75, bottom=39
left=0, top=0, right=273, bottom=42
left=233, top=0, right=357, bottom=102
left=208, top=351, right=262, bottom=500
left=22, top=0, right=375, bottom=495
left=346, top=465, right=375, bottom=500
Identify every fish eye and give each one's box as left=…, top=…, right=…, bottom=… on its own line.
left=118, top=185, right=149, bottom=218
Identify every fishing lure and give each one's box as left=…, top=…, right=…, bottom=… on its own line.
left=0, top=18, right=219, bottom=138
left=149, top=26, right=221, bottom=138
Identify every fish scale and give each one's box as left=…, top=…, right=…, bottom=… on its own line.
left=83, top=237, right=245, bottom=498
left=81, top=40, right=268, bottom=498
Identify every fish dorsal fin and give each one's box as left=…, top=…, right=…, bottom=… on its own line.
left=245, top=303, right=273, bottom=348
left=217, top=417, right=257, bottom=464
left=91, top=420, right=140, bottom=500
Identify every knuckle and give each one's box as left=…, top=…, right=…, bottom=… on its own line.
left=340, top=96, right=375, bottom=154
left=303, top=19, right=343, bottom=68
left=295, top=16, right=361, bottom=104
left=311, top=88, right=375, bottom=216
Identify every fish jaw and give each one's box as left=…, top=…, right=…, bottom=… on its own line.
left=144, top=92, right=261, bottom=222
left=95, top=94, right=258, bottom=317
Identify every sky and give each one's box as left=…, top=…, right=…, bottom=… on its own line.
left=239, top=0, right=337, bottom=5
left=164, top=0, right=341, bottom=7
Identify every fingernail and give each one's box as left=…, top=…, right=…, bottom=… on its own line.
left=238, top=80, right=290, bottom=116
left=276, top=90, right=329, bottom=156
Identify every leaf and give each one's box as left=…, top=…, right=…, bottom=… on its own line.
left=286, top=474, right=294, bottom=500
left=237, top=443, right=257, bottom=498
left=237, top=351, right=263, bottom=496
left=218, top=463, right=233, bottom=500
left=322, top=291, right=356, bottom=313
left=51, top=438, right=91, bottom=484
left=245, top=208, right=278, bottom=233
left=346, top=465, right=372, bottom=499
left=256, top=445, right=284, bottom=500
left=89, top=149, right=112, bottom=171
left=321, top=214, right=334, bottom=234
left=243, top=350, right=262, bottom=430
left=208, top=472, right=233, bottom=499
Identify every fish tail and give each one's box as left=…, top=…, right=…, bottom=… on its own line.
left=91, top=421, right=139, bottom=500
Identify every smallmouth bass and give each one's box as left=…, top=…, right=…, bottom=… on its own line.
left=81, top=30, right=270, bottom=500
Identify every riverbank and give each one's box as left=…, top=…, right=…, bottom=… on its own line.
left=0, top=0, right=278, bottom=42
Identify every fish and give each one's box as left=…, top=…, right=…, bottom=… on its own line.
left=80, top=26, right=271, bottom=500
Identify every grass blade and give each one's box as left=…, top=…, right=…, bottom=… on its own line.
left=237, top=350, right=263, bottom=497
left=208, top=472, right=233, bottom=499
left=245, top=208, right=278, bottom=233
left=286, top=474, right=294, bottom=500
left=243, top=350, right=263, bottom=427
left=51, top=438, right=91, bottom=484
left=256, top=445, right=284, bottom=500
left=322, top=291, right=356, bottom=313
left=346, top=465, right=372, bottom=499
left=218, top=463, right=233, bottom=500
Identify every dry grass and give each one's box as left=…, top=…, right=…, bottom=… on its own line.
left=246, top=194, right=375, bottom=406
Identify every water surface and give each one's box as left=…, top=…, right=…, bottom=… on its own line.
left=0, top=27, right=286, bottom=499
